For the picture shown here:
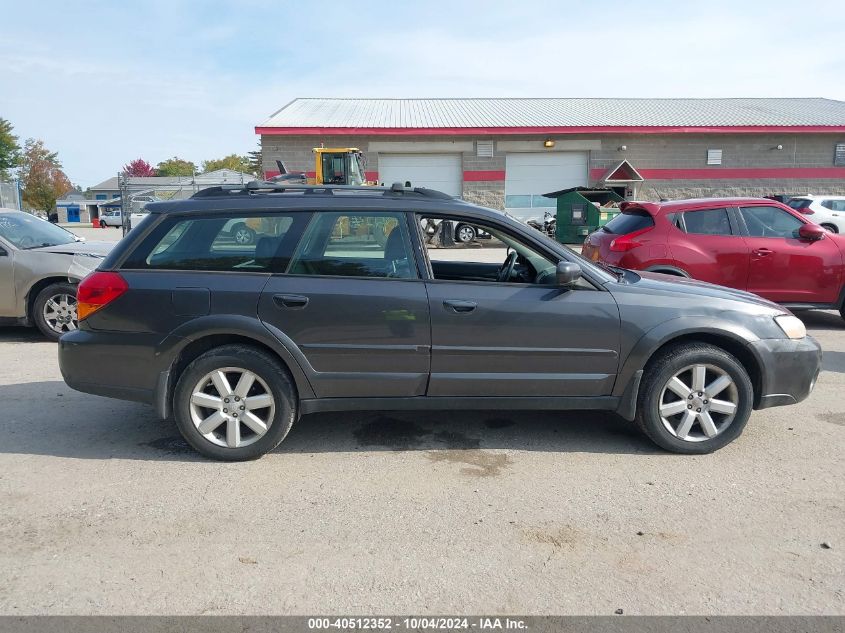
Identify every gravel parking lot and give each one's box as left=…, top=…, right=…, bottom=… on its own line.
left=0, top=232, right=843, bottom=616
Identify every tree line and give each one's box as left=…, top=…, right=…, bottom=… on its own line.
left=0, top=116, right=262, bottom=212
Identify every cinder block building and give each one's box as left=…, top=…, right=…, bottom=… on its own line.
left=256, top=98, right=845, bottom=218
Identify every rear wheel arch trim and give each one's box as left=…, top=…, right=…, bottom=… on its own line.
left=156, top=316, right=316, bottom=411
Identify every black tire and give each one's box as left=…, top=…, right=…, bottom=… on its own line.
left=173, top=345, right=297, bottom=461
left=455, top=224, right=477, bottom=243
left=821, top=223, right=838, bottom=234
left=634, top=343, right=754, bottom=454
left=232, top=223, right=256, bottom=245
left=32, top=282, right=78, bottom=342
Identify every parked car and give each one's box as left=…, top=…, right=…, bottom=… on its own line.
left=0, top=209, right=113, bottom=340
left=59, top=183, right=820, bottom=461
left=99, top=210, right=123, bottom=227
left=787, top=196, right=845, bottom=233
left=582, top=197, right=845, bottom=322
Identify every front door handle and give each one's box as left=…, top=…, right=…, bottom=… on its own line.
left=443, top=299, right=477, bottom=313
left=753, top=248, right=773, bottom=257
left=273, top=294, right=309, bottom=309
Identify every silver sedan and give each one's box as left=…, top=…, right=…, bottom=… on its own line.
left=0, top=209, right=113, bottom=340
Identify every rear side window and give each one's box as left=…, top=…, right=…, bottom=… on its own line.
left=288, top=212, right=416, bottom=279
left=740, top=206, right=804, bottom=239
left=788, top=199, right=812, bottom=210
left=821, top=199, right=845, bottom=211
left=601, top=209, right=654, bottom=234
left=681, top=208, right=733, bottom=236
left=124, top=213, right=310, bottom=272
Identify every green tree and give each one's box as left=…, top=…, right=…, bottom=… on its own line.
left=246, top=142, right=263, bottom=177
left=19, top=138, right=72, bottom=212
left=0, top=117, right=21, bottom=179
left=156, top=156, right=196, bottom=177
left=201, top=154, right=252, bottom=175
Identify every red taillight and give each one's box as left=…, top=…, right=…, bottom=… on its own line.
left=77, top=271, right=128, bottom=320
left=609, top=226, right=653, bottom=252
left=800, top=208, right=815, bottom=215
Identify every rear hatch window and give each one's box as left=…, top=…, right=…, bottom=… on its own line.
left=788, top=198, right=812, bottom=210
left=601, top=208, right=654, bottom=234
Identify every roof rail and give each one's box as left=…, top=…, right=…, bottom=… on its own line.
left=190, top=181, right=453, bottom=200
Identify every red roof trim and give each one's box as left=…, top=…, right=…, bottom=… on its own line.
left=590, top=167, right=845, bottom=180
left=256, top=125, right=845, bottom=136
left=464, top=170, right=506, bottom=181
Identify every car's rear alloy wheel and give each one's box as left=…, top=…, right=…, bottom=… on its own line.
left=821, top=223, right=838, bottom=234
left=174, top=345, right=297, bottom=460
left=189, top=367, right=275, bottom=449
left=33, top=282, right=78, bottom=341
left=635, top=343, right=753, bottom=454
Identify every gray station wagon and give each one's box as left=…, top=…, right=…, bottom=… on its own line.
left=58, top=183, right=822, bottom=460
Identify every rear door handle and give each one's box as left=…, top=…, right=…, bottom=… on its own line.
left=443, top=299, right=477, bottom=313
left=753, top=248, right=773, bottom=257
left=273, top=294, right=309, bottom=309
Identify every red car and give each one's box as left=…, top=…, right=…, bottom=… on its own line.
left=581, top=197, right=845, bottom=321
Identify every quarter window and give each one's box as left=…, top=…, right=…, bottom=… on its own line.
left=681, top=208, right=733, bottom=236
left=288, top=212, right=416, bottom=279
left=740, top=206, right=804, bottom=239
left=128, top=214, right=308, bottom=271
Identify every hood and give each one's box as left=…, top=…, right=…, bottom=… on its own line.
left=32, top=241, right=114, bottom=257
left=627, top=270, right=786, bottom=312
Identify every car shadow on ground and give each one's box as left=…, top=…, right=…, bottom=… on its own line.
left=822, top=351, right=845, bottom=374
left=796, top=310, right=844, bottom=331
left=0, top=380, right=662, bottom=462
left=0, top=326, right=48, bottom=343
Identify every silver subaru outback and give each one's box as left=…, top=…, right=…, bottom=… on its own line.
left=0, top=209, right=113, bottom=340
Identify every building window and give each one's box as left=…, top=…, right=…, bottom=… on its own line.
left=835, top=143, right=845, bottom=167
left=706, top=149, right=723, bottom=165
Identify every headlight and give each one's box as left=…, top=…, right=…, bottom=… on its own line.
left=774, top=315, right=807, bottom=339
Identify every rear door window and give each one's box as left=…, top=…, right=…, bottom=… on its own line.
left=288, top=212, right=416, bottom=279
left=125, top=213, right=310, bottom=272
left=740, top=206, right=804, bottom=239
left=601, top=209, right=654, bottom=234
left=681, top=208, right=733, bottom=236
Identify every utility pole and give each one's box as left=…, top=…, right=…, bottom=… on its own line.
left=119, top=171, right=129, bottom=238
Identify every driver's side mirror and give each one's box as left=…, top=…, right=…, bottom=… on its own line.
left=798, top=224, right=826, bottom=242
left=556, top=261, right=582, bottom=285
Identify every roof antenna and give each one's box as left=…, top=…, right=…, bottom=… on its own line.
left=276, top=160, right=288, bottom=175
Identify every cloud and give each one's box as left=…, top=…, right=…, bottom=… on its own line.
left=0, top=0, right=842, bottom=187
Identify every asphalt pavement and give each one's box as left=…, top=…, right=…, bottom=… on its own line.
left=0, top=230, right=842, bottom=615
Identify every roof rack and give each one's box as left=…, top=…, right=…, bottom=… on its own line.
left=190, top=181, right=453, bottom=200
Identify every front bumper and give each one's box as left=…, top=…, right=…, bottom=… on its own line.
left=751, top=336, right=822, bottom=410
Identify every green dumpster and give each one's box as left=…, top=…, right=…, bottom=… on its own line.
left=543, top=187, right=625, bottom=244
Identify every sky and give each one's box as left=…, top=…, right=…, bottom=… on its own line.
left=1, top=0, right=843, bottom=188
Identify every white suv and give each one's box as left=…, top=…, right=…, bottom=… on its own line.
left=788, top=196, right=845, bottom=233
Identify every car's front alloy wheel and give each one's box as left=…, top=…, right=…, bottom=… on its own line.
left=635, top=343, right=753, bottom=453
left=455, top=224, right=477, bottom=243
left=33, top=282, right=78, bottom=341
left=657, top=364, right=739, bottom=442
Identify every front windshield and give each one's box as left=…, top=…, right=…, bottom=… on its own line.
left=0, top=213, right=77, bottom=249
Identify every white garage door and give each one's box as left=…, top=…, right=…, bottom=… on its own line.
left=505, top=152, right=588, bottom=220
left=378, top=154, right=462, bottom=197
